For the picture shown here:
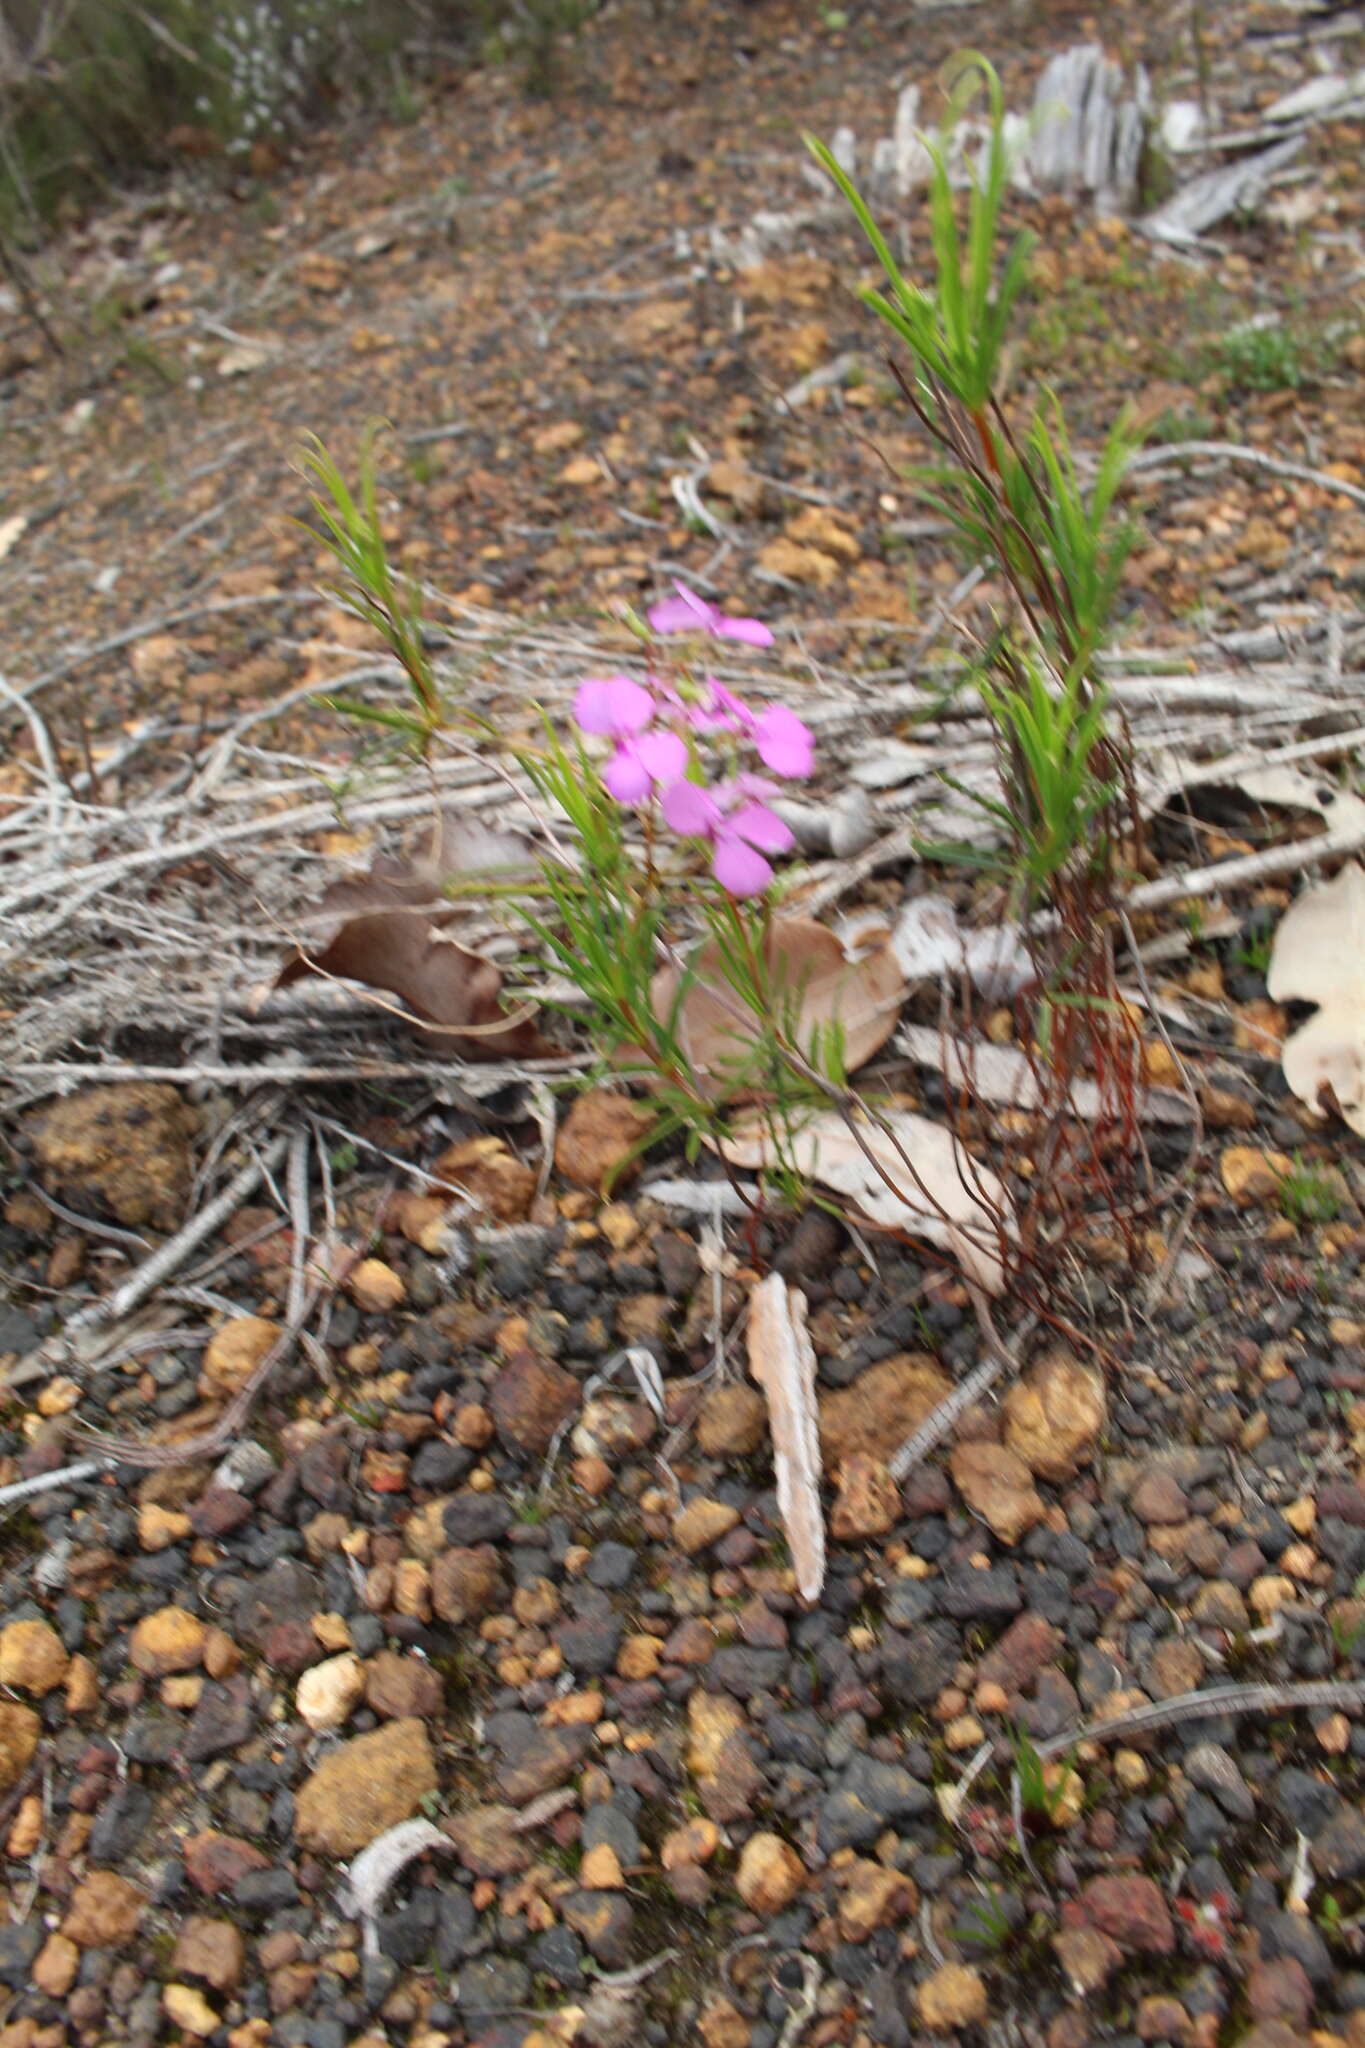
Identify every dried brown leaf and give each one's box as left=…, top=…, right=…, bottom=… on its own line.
left=651, top=916, right=905, bottom=1101
left=747, top=1273, right=826, bottom=1604
left=278, top=820, right=548, bottom=1058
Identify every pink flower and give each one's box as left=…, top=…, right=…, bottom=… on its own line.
left=575, top=675, right=654, bottom=737
left=690, top=678, right=753, bottom=734
left=683, top=682, right=813, bottom=781
left=662, top=776, right=795, bottom=897
left=573, top=674, right=687, bottom=804
left=647, top=581, right=774, bottom=648
left=753, top=703, right=814, bottom=779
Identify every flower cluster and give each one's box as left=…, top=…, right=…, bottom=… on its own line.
left=572, top=583, right=814, bottom=897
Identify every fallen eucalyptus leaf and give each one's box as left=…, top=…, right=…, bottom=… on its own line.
left=896, top=1023, right=1194, bottom=1125
left=1227, top=764, right=1365, bottom=837
left=1267, top=860, right=1365, bottom=1134
left=1150, top=753, right=1365, bottom=837
left=277, top=814, right=548, bottom=1057
left=892, top=894, right=1033, bottom=1001
left=651, top=916, right=905, bottom=1101
left=747, top=1273, right=826, bottom=1603
left=718, top=1106, right=1015, bottom=1295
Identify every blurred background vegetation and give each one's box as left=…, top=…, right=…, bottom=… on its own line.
left=0, top=0, right=592, bottom=243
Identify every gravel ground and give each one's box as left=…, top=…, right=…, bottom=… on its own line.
left=1, top=1080, right=1364, bottom=2048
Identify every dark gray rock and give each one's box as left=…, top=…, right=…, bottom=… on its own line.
left=879, top=1622, right=958, bottom=1707
left=122, top=1707, right=183, bottom=1766
left=559, top=1890, right=634, bottom=1969
left=443, top=1493, right=514, bottom=1546
left=1260, top=1907, right=1334, bottom=1989
left=585, top=1541, right=636, bottom=1590
left=234, top=1868, right=299, bottom=1913
left=938, top=1567, right=1021, bottom=1621
left=581, top=1798, right=641, bottom=1868
left=434, top=1889, right=479, bottom=1968
left=0, top=1919, right=42, bottom=1987
left=233, top=1559, right=321, bottom=1652
left=816, top=1788, right=886, bottom=1853
left=485, top=1712, right=591, bottom=1804
left=0, top=1307, right=38, bottom=1358
left=409, top=1439, right=472, bottom=1490
left=555, top=1615, right=623, bottom=1676
left=87, top=1784, right=154, bottom=1864
left=1314, top=1802, right=1365, bottom=1880
left=530, top=1924, right=585, bottom=1987
left=839, top=1754, right=933, bottom=1824
left=184, top=1676, right=254, bottom=1762
left=1272, top=1766, right=1340, bottom=1835
left=1185, top=1742, right=1255, bottom=1821
left=707, top=1646, right=788, bottom=1696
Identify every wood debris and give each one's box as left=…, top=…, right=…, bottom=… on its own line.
left=746, top=1274, right=826, bottom=1605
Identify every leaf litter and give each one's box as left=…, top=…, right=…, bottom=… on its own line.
left=650, top=914, right=906, bottom=1097
left=1267, top=859, right=1365, bottom=1135
left=746, top=1272, right=827, bottom=1604
left=275, top=812, right=548, bottom=1057
left=719, top=1106, right=1016, bottom=1296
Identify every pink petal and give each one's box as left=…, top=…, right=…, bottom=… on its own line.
left=715, top=612, right=775, bottom=648
left=731, top=801, right=795, bottom=855
left=731, top=772, right=781, bottom=804
left=635, top=729, right=688, bottom=783
left=712, top=834, right=774, bottom=896
left=703, top=680, right=755, bottom=733
left=603, top=746, right=651, bottom=803
left=662, top=779, right=720, bottom=837
left=754, top=704, right=814, bottom=778
left=575, top=675, right=654, bottom=736
left=647, top=583, right=712, bottom=635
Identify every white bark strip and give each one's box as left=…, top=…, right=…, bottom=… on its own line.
left=747, top=1274, right=826, bottom=1605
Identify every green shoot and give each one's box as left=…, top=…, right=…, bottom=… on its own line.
left=1011, top=1722, right=1072, bottom=1823
left=1276, top=1156, right=1346, bottom=1229
left=295, top=423, right=447, bottom=752
left=806, top=55, right=1034, bottom=418
left=1231, top=930, right=1273, bottom=978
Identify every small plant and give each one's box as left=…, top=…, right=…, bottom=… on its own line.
left=1316, top=1892, right=1345, bottom=1937
left=1174, top=1890, right=1232, bottom=1962
left=516, top=592, right=850, bottom=1174
left=1330, top=1601, right=1365, bottom=1660
left=1231, top=929, right=1273, bottom=978
left=1211, top=320, right=1307, bottom=395
left=298, top=431, right=862, bottom=1203
left=1010, top=1723, right=1071, bottom=1823
left=1, top=0, right=472, bottom=236
left=1146, top=404, right=1216, bottom=445
left=953, top=1882, right=1013, bottom=1955
left=811, top=57, right=1151, bottom=1278
left=290, top=57, right=1159, bottom=1303
left=1277, top=1155, right=1345, bottom=1229
left=296, top=426, right=448, bottom=757
left=1181, top=900, right=1207, bottom=944
left=475, top=0, right=598, bottom=98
